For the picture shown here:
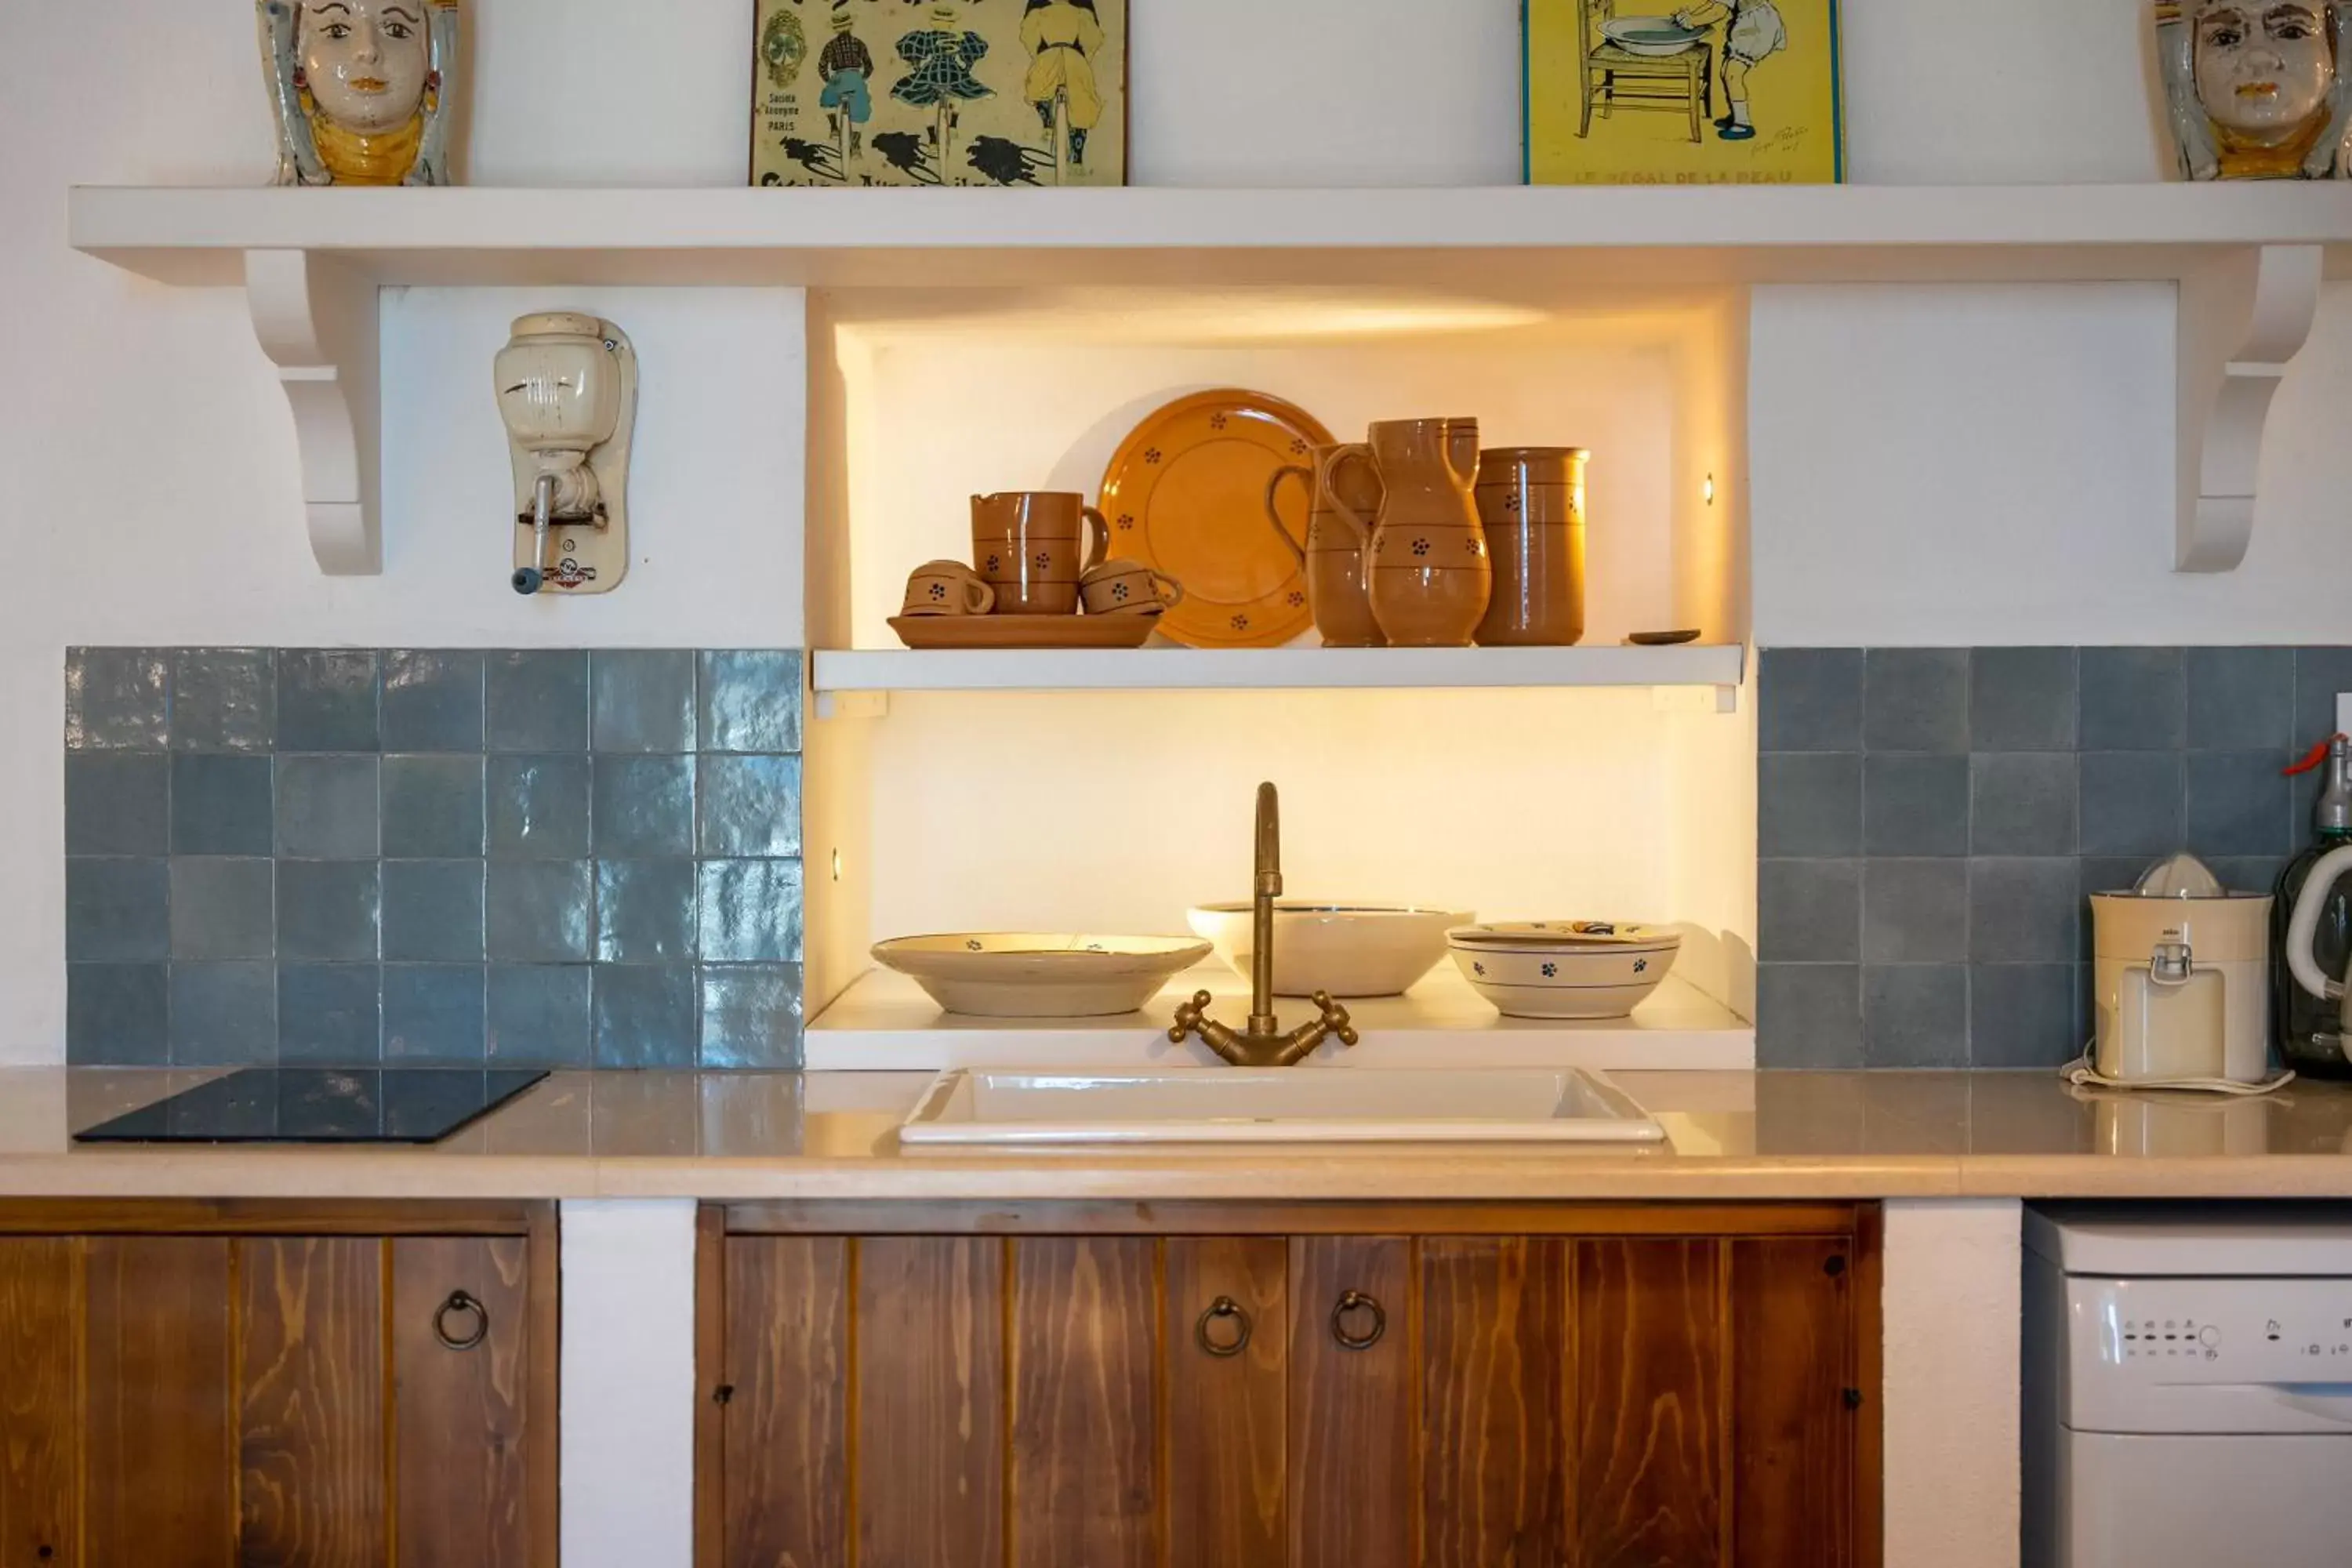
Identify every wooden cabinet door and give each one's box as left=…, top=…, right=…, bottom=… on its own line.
left=1165, top=1237, right=1287, bottom=1568
left=391, top=1236, right=540, bottom=1568
left=0, top=1239, right=77, bottom=1566
left=1287, top=1236, right=1414, bottom=1568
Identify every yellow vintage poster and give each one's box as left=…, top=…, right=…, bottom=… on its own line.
left=1525, top=0, right=1843, bottom=183
left=751, top=0, right=1128, bottom=187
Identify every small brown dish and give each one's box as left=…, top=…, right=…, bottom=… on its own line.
left=889, top=613, right=1160, bottom=651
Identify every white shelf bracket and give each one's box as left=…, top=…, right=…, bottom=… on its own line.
left=2176, top=242, right=2321, bottom=573
left=245, top=249, right=381, bottom=575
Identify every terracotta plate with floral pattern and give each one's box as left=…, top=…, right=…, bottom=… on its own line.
left=1098, top=389, right=1336, bottom=649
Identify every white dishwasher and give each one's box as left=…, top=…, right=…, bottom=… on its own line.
left=2026, top=1203, right=2352, bottom=1568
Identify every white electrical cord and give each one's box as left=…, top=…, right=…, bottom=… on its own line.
left=2060, top=1049, right=2295, bottom=1097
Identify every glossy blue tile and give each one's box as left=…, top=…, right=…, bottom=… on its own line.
left=67, top=963, right=169, bottom=1065
left=593, top=964, right=698, bottom=1067
left=171, top=753, right=274, bottom=855
left=2293, top=647, right=2352, bottom=753
left=1969, top=648, right=2074, bottom=752
left=65, top=753, right=168, bottom=855
left=2185, top=750, right=2292, bottom=858
left=1758, top=649, right=1861, bottom=753
left=593, top=651, right=695, bottom=753
left=1757, top=753, right=1860, bottom=858
left=597, top=860, right=697, bottom=963
left=699, top=652, right=803, bottom=754
left=2079, top=648, right=2184, bottom=750
left=278, top=964, right=381, bottom=1064
left=383, top=964, right=487, bottom=1062
left=1862, top=964, right=1968, bottom=1067
left=2078, top=752, right=2184, bottom=857
left=697, top=859, right=804, bottom=962
left=488, top=652, right=589, bottom=753
left=1969, top=857, right=2081, bottom=964
left=274, top=754, right=379, bottom=858
left=66, top=648, right=169, bottom=750
left=170, top=858, right=274, bottom=960
left=277, top=650, right=379, bottom=751
left=2187, top=648, right=2294, bottom=752
left=1863, top=754, right=1970, bottom=858
left=488, top=966, right=593, bottom=1065
left=1969, top=964, right=2079, bottom=1068
left=1969, top=753, right=2077, bottom=856
left=697, top=756, right=803, bottom=858
left=1861, top=859, right=1966, bottom=964
left=169, top=962, right=276, bottom=1065
left=381, top=860, right=485, bottom=962
left=66, top=858, right=167, bottom=961
left=275, top=861, right=379, bottom=961
left=489, top=755, right=591, bottom=859
left=486, top=861, right=592, bottom=961
left=1755, top=964, right=1863, bottom=1069
left=1756, top=859, right=1860, bottom=963
left=699, top=965, right=804, bottom=1068
left=382, top=649, right=485, bottom=752
left=593, top=756, right=693, bottom=858
left=381, top=754, right=485, bottom=858
left=169, top=649, right=274, bottom=751
left=1864, top=648, right=1968, bottom=753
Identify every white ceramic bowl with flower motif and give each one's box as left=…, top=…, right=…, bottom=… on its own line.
left=1186, top=902, right=1472, bottom=997
left=873, top=933, right=1211, bottom=1018
left=1445, top=924, right=1682, bottom=1019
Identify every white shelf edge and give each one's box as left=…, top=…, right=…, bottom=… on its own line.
left=804, top=964, right=1754, bottom=1073
left=811, top=642, right=1746, bottom=695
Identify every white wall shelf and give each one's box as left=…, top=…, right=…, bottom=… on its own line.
left=71, top=182, right=2350, bottom=577
left=811, top=642, right=1744, bottom=702
left=804, top=964, right=1754, bottom=1072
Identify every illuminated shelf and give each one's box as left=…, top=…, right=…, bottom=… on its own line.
left=811, top=643, right=1744, bottom=696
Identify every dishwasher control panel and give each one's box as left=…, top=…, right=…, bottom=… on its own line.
left=2065, top=1276, right=2352, bottom=1434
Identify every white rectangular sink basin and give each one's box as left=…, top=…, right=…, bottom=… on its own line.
left=897, top=1068, right=1665, bottom=1148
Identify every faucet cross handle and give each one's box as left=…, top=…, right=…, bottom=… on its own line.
left=1168, top=990, right=1216, bottom=1044
left=1312, top=992, right=1359, bottom=1047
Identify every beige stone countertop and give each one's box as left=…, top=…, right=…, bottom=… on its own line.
left=5, top=1068, right=2352, bottom=1201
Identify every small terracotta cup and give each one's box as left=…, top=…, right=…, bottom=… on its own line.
left=971, top=492, right=1110, bottom=615
left=901, top=559, right=996, bottom=617
left=1080, top=559, right=1184, bottom=616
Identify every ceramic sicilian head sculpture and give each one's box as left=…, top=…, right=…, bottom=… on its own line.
left=2156, top=0, right=2352, bottom=177
left=256, top=0, right=460, bottom=185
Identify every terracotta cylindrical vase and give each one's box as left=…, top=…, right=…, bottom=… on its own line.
left=1474, top=446, right=1588, bottom=647
left=1269, top=442, right=1388, bottom=647
left=1366, top=417, right=1488, bottom=648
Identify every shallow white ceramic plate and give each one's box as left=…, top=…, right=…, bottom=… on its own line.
left=898, top=1068, right=1666, bottom=1146
left=1185, top=902, right=1472, bottom=996
left=872, top=934, right=1212, bottom=1018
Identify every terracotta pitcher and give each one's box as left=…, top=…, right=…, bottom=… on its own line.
left=1366, top=417, right=1489, bottom=648
left=1474, top=446, right=1588, bottom=646
left=1266, top=442, right=1387, bottom=647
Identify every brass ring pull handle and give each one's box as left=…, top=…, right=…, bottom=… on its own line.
left=434, top=1289, right=489, bottom=1352
left=1330, top=1289, right=1387, bottom=1351
left=1196, top=1295, right=1253, bottom=1358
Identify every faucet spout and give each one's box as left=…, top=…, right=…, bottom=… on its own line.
left=1167, top=782, right=1359, bottom=1066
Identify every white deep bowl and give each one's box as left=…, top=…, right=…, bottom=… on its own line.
left=1446, top=934, right=1681, bottom=1019
left=1186, top=902, right=1472, bottom=997
left=873, top=933, right=1211, bottom=1018
left=1601, top=16, right=1704, bottom=55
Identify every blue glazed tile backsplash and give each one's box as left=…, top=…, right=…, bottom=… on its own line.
left=1758, top=645, right=2342, bottom=1070
left=64, top=647, right=804, bottom=1069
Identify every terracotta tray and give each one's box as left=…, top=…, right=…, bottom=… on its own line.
left=889, top=614, right=1160, bottom=650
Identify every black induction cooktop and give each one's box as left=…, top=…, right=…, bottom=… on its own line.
left=74, top=1068, right=551, bottom=1145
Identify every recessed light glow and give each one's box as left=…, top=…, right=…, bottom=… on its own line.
left=831, top=849, right=843, bottom=883
left=1703, top=474, right=1715, bottom=506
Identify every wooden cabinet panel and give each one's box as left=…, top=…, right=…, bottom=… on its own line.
left=1288, top=1236, right=1414, bottom=1568
left=393, top=1236, right=535, bottom=1568
left=1574, top=1239, right=1728, bottom=1568
left=85, top=1236, right=236, bottom=1566
left=1009, top=1239, right=1159, bottom=1568
left=1731, top=1236, right=1856, bottom=1568
left=856, top=1236, right=1007, bottom=1568
left=0, top=1239, right=76, bottom=1566
left=1419, top=1237, right=1570, bottom=1568
left=237, top=1236, right=389, bottom=1568
left=1165, top=1237, right=1287, bottom=1568
left=721, top=1236, right=850, bottom=1568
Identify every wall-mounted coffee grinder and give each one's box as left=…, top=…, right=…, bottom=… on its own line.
left=493, top=312, right=637, bottom=595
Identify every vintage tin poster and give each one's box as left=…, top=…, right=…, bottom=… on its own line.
left=1525, top=0, right=1843, bottom=183
left=751, top=0, right=1128, bottom=187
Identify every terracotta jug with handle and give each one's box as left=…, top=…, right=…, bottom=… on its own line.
left=1366, top=417, right=1489, bottom=648
left=1265, top=441, right=1387, bottom=647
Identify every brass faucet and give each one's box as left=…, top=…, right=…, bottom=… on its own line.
left=1169, top=782, right=1359, bottom=1067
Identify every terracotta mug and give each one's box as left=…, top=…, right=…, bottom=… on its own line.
left=971, top=492, right=1110, bottom=615
left=1080, top=558, right=1185, bottom=616
left=1474, top=447, right=1588, bottom=647
left=1365, top=417, right=1490, bottom=648
left=1269, top=443, right=1387, bottom=648
left=902, top=559, right=996, bottom=617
